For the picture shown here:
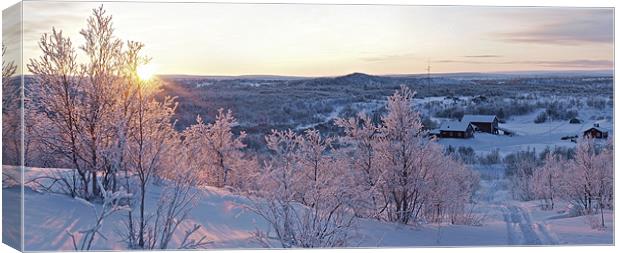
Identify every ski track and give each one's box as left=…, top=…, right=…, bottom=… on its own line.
left=501, top=204, right=559, bottom=245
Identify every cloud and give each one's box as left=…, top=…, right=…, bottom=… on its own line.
left=516, top=59, right=613, bottom=68
left=360, top=53, right=417, bottom=62
left=463, top=55, right=502, bottom=58
left=436, top=59, right=612, bottom=69
left=491, top=9, right=612, bottom=45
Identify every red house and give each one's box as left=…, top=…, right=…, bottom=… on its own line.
left=583, top=124, right=609, bottom=139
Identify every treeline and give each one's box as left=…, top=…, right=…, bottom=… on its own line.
left=434, top=94, right=610, bottom=122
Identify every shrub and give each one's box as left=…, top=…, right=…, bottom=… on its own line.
left=534, top=111, right=547, bottom=123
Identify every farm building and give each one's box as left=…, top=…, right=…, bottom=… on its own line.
left=439, top=121, right=474, bottom=139
left=583, top=124, right=609, bottom=139
left=462, top=114, right=499, bottom=134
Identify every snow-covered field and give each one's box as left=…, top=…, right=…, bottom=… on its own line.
left=438, top=108, right=613, bottom=155
left=3, top=167, right=613, bottom=251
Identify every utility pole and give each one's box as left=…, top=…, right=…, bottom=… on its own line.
left=426, top=59, right=431, bottom=85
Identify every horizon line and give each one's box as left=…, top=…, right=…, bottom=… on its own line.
left=154, top=69, right=614, bottom=78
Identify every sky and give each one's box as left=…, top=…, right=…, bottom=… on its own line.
left=4, top=1, right=614, bottom=76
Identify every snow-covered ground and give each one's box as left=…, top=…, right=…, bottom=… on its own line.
left=2, top=167, right=613, bottom=251
left=475, top=179, right=613, bottom=246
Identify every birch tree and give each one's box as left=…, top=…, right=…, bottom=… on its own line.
left=533, top=153, right=563, bottom=210
left=181, top=109, right=247, bottom=188
left=128, top=92, right=177, bottom=248
left=203, top=109, right=247, bottom=187
left=78, top=5, right=125, bottom=198
left=376, top=85, right=430, bottom=224
left=335, top=113, right=384, bottom=219
left=27, top=29, right=89, bottom=197
left=251, top=129, right=354, bottom=248
left=562, top=137, right=613, bottom=221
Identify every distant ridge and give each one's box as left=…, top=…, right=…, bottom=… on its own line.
left=385, top=70, right=613, bottom=78
left=485, top=69, right=613, bottom=77
left=159, top=69, right=612, bottom=81
left=158, top=74, right=311, bottom=81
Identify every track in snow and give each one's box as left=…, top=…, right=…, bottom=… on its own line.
left=502, top=205, right=559, bottom=245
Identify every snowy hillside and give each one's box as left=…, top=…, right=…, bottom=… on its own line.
left=4, top=167, right=612, bottom=251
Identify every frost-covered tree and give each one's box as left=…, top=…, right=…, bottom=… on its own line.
left=424, top=144, right=479, bottom=224
left=203, top=109, right=247, bottom=187
left=181, top=109, right=247, bottom=188
left=78, top=5, right=127, bottom=198
left=27, top=6, right=146, bottom=198
left=561, top=137, right=613, bottom=218
left=335, top=113, right=384, bottom=219
left=296, top=129, right=335, bottom=206
left=27, top=28, right=89, bottom=197
left=504, top=148, right=539, bottom=201
left=250, top=129, right=355, bottom=248
left=104, top=41, right=146, bottom=193
left=532, top=153, right=564, bottom=210
left=376, top=85, right=430, bottom=224
left=128, top=93, right=177, bottom=248
left=176, top=115, right=212, bottom=185
left=335, top=86, right=478, bottom=225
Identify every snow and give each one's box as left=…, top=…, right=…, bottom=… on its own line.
left=462, top=114, right=497, bottom=123
left=472, top=178, right=613, bottom=246
left=4, top=167, right=613, bottom=251
left=517, top=200, right=614, bottom=245
left=439, top=121, right=472, bottom=132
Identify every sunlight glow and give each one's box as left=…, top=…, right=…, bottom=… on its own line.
left=137, top=63, right=157, bottom=81
left=21, top=3, right=613, bottom=76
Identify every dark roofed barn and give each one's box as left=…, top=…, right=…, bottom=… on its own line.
left=462, top=115, right=498, bottom=134
left=439, top=121, right=474, bottom=139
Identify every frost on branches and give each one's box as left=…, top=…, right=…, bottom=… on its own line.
left=529, top=137, right=613, bottom=228
left=181, top=108, right=247, bottom=188
left=248, top=86, right=480, bottom=248
left=249, top=129, right=354, bottom=248
left=337, top=86, right=479, bottom=225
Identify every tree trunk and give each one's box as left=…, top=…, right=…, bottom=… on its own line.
left=92, top=171, right=99, bottom=198
left=138, top=181, right=146, bottom=248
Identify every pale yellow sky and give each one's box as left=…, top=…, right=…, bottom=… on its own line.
left=6, top=1, right=615, bottom=76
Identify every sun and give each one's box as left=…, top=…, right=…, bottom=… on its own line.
left=136, top=63, right=157, bottom=81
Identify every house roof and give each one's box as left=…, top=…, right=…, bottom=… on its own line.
left=584, top=127, right=609, bottom=133
left=439, top=121, right=472, bottom=132
left=462, top=114, right=497, bottom=123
